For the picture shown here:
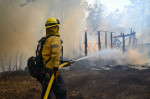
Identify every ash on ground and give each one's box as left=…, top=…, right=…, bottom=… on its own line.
left=0, top=63, right=150, bottom=99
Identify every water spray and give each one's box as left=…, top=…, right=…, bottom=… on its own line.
left=74, top=55, right=92, bottom=62
left=74, top=49, right=124, bottom=62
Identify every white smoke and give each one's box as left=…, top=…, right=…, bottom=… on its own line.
left=77, top=48, right=150, bottom=66
left=0, top=0, right=86, bottom=71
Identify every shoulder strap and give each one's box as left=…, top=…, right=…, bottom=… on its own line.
left=43, top=34, right=60, bottom=43
left=36, top=35, right=54, bottom=57
left=43, top=35, right=59, bottom=66
left=44, top=34, right=54, bottom=43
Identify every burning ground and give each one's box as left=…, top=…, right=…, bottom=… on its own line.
left=0, top=64, right=150, bottom=99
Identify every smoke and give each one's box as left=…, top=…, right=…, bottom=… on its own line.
left=0, top=0, right=52, bottom=70
left=20, top=0, right=36, bottom=7
left=81, top=0, right=150, bottom=67
left=85, top=0, right=104, bottom=35
left=84, top=0, right=150, bottom=45
left=61, top=6, right=85, bottom=59
left=123, top=49, right=149, bottom=65
left=139, top=27, right=150, bottom=43
left=0, top=0, right=86, bottom=70
left=0, top=0, right=149, bottom=71
left=105, top=0, right=150, bottom=43
left=0, top=0, right=3, bottom=4
left=78, top=48, right=149, bottom=67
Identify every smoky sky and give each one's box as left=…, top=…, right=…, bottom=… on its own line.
left=20, top=0, right=36, bottom=7
left=86, top=0, right=150, bottom=35
left=0, top=0, right=86, bottom=69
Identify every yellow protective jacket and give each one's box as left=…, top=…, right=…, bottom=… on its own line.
left=42, top=26, right=62, bottom=69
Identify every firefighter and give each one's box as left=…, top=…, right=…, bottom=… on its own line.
left=41, top=18, right=67, bottom=99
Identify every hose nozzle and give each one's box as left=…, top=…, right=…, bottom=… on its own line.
left=68, top=60, right=75, bottom=65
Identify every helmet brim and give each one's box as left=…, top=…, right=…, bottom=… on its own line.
left=45, top=24, right=60, bottom=28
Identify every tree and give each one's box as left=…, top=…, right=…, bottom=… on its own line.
left=85, top=0, right=103, bottom=34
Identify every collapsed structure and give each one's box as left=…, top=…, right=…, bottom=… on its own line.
left=83, top=28, right=150, bottom=56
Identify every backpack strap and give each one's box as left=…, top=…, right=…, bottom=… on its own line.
left=36, top=35, right=54, bottom=57
left=43, top=35, right=60, bottom=66
left=44, top=57, right=51, bottom=66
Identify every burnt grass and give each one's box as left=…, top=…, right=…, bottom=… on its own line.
left=0, top=65, right=150, bottom=99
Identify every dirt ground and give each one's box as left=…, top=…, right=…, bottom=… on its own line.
left=0, top=65, right=150, bottom=99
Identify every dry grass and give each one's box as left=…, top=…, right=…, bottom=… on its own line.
left=0, top=70, right=41, bottom=99
left=0, top=66, right=150, bottom=99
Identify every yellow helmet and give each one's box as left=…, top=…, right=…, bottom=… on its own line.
left=45, top=18, right=60, bottom=28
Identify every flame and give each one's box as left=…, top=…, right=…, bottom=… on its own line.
left=81, top=41, right=98, bottom=54
left=127, top=49, right=148, bottom=65
left=84, top=27, right=87, bottom=32
left=130, top=50, right=136, bottom=56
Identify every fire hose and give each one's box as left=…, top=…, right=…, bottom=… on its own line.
left=43, top=60, right=75, bottom=99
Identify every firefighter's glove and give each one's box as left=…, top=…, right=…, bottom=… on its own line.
left=53, top=67, right=59, bottom=78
